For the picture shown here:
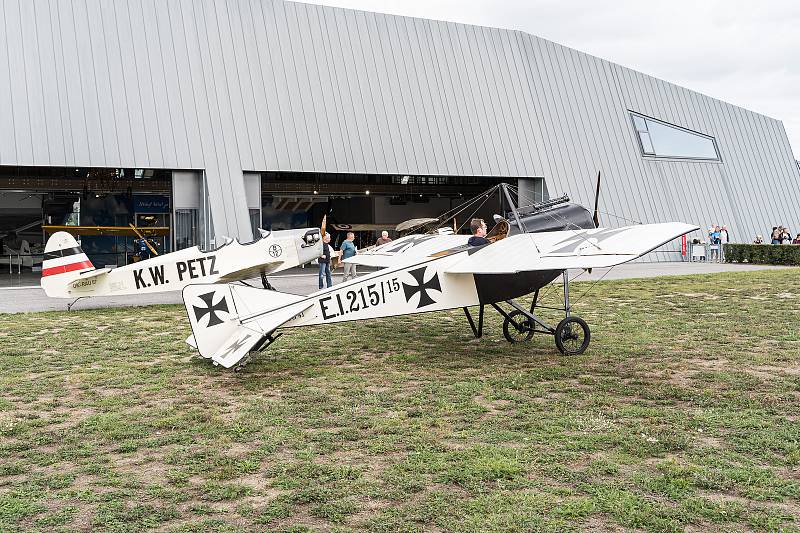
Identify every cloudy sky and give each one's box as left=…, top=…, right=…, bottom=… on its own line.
left=311, top=0, right=800, bottom=158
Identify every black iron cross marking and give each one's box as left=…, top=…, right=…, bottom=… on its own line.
left=384, top=234, right=437, bottom=253
left=548, top=227, right=629, bottom=255
left=193, top=291, right=229, bottom=327
left=402, top=267, right=442, bottom=308
left=269, top=244, right=282, bottom=258
left=219, top=334, right=252, bottom=359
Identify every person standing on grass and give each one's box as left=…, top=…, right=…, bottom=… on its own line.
left=318, top=234, right=333, bottom=289
left=375, top=230, right=392, bottom=246
left=340, top=231, right=358, bottom=282
left=793, top=234, right=800, bottom=245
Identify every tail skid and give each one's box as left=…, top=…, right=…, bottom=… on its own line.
left=183, top=284, right=309, bottom=368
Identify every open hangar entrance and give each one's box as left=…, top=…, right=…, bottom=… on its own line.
left=0, top=166, right=175, bottom=277
left=0, top=165, right=548, bottom=283
left=258, top=172, right=546, bottom=249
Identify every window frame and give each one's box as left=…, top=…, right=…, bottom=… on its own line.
left=629, top=111, right=721, bottom=162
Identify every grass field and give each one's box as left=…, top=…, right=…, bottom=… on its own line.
left=1, top=269, right=799, bottom=532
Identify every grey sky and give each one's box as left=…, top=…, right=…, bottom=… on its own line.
left=310, top=0, right=800, bottom=159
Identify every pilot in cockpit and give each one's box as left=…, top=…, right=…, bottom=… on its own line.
left=467, top=218, right=490, bottom=246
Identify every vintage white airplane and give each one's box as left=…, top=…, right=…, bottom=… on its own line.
left=181, top=184, right=699, bottom=370
left=40, top=227, right=323, bottom=304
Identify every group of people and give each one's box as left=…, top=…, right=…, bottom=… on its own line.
left=707, top=225, right=730, bottom=246
left=705, top=225, right=729, bottom=262
left=755, top=226, right=800, bottom=245
left=317, top=230, right=393, bottom=289
left=317, top=219, right=492, bottom=289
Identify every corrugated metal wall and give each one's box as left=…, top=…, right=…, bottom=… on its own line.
left=1, top=0, right=798, bottom=247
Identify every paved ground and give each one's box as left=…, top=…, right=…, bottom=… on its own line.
left=0, top=262, right=791, bottom=314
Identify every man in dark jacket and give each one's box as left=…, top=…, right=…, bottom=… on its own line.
left=318, top=234, right=333, bottom=289
left=467, top=218, right=490, bottom=246
left=375, top=230, right=392, bottom=246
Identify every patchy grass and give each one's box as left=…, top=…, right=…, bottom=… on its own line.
left=1, top=269, right=799, bottom=532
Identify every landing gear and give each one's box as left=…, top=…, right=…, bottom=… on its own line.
left=261, top=270, right=275, bottom=290
left=554, top=316, right=590, bottom=355
left=463, top=270, right=591, bottom=355
left=502, top=310, right=534, bottom=343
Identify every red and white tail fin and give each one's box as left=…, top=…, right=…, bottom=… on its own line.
left=40, top=232, right=94, bottom=297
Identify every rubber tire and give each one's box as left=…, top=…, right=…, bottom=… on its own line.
left=554, top=316, right=590, bottom=355
left=502, top=310, right=535, bottom=343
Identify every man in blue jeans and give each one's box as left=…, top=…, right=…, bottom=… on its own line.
left=318, top=234, right=333, bottom=289
left=340, top=231, right=358, bottom=281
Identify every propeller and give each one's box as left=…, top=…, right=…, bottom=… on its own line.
left=592, top=170, right=601, bottom=228
left=320, top=214, right=327, bottom=237
left=128, top=223, right=159, bottom=256
left=588, top=170, right=602, bottom=275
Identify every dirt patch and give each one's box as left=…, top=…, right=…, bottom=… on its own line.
left=581, top=515, right=628, bottom=532
left=750, top=365, right=800, bottom=378
left=472, top=394, right=512, bottom=415
left=702, top=490, right=800, bottom=516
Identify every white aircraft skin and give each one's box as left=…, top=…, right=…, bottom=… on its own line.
left=40, top=228, right=322, bottom=299
left=183, top=222, right=698, bottom=369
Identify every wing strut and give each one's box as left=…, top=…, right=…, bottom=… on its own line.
left=501, top=182, right=526, bottom=233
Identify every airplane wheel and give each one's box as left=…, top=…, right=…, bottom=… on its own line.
left=554, top=316, right=590, bottom=355
left=503, top=310, right=535, bottom=343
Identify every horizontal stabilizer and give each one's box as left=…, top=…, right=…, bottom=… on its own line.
left=446, top=223, right=698, bottom=274
left=66, top=267, right=112, bottom=286
left=183, top=284, right=309, bottom=368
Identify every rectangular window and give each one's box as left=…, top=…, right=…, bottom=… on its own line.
left=630, top=112, right=719, bottom=161
left=175, top=209, right=199, bottom=250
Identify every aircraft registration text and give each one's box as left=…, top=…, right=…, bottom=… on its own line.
left=319, top=277, right=400, bottom=320
left=71, top=278, right=97, bottom=289
left=133, top=255, right=220, bottom=290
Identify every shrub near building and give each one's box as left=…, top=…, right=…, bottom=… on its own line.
left=724, top=244, right=800, bottom=265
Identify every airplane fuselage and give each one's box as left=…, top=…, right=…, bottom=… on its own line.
left=248, top=244, right=559, bottom=331
left=42, top=229, right=322, bottom=299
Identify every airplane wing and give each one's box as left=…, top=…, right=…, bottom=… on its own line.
left=217, top=262, right=284, bottom=283
left=42, top=225, right=170, bottom=237
left=445, top=223, right=698, bottom=273
left=345, top=233, right=470, bottom=268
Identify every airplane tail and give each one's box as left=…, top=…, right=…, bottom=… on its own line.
left=40, top=232, right=95, bottom=297
left=183, top=284, right=309, bottom=369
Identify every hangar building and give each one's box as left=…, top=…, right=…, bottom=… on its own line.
left=1, top=0, right=798, bottom=266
